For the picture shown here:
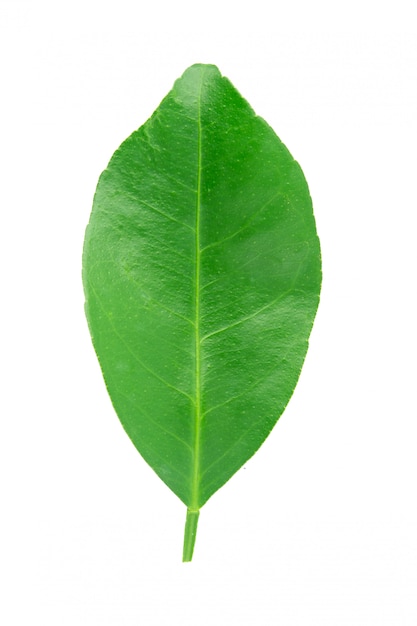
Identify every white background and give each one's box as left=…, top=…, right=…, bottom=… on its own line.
left=1, top=1, right=416, bottom=624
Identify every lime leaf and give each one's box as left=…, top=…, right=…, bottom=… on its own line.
left=82, top=64, right=321, bottom=561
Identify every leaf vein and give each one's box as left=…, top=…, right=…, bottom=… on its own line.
left=201, top=294, right=287, bottom=343
left=112, top=384, right=193, bottom=455
left=201, top=190, right=285, bottom=253
left=87, top=278, right=195, bottom=404
left=96, top=205, right=194, bottom=233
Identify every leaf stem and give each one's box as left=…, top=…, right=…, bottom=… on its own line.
left=182, top=508, right=200, bottom=562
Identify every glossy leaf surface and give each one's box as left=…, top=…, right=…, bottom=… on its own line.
left=82, top=64, right=321, bottom=560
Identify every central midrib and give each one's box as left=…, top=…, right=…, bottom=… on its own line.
left=190, top=69, right=204, bottom=511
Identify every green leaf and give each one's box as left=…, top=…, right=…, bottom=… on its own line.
left=82, top=64, right=321, bottom=561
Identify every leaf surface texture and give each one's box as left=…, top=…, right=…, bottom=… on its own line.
left=83, top=64, right=321, bottom=557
